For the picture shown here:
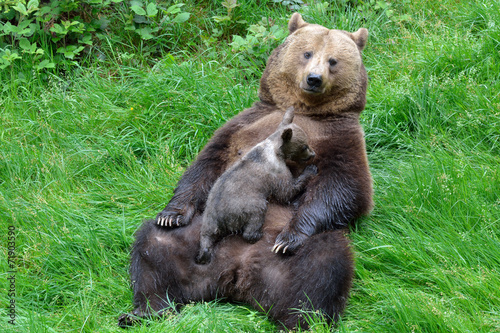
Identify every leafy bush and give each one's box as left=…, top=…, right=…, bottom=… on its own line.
left=0, top=0, right=191, bottom=70
left=230, top=17, right=287, bottom=70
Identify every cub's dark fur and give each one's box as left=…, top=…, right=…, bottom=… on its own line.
left=196, top=107, right=316, bottom=264
left=120, top=13, right=371, bottom=330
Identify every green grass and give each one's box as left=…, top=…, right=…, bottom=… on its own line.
left=1, top=0, right=499, bottom=332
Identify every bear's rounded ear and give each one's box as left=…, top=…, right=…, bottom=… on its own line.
left=280, top=107, right=295, bottom=127
left=350, top=28, right=368, bottom=51
left=288, top=13, right=307, bottom=34
left=281, top=128, right=293, bottom=142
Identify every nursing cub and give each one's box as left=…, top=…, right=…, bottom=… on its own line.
left=196, top=107, right=316, bottom=264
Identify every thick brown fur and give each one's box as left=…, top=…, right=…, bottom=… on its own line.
left=120, top=13, right=372, bottom=330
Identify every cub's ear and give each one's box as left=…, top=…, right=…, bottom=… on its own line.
left=350, top=28, right=368, bottom=51
left=280, top=107, right=295, bottom=127
left=288, top=13, right=308, bottom=34
left=281, top=128, right=293, bottom=142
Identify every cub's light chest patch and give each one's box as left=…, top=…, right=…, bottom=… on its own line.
left=259, top=140, right=285, bottom=173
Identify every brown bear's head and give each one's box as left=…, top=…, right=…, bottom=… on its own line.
left=259, top=13, right=368, bottom=116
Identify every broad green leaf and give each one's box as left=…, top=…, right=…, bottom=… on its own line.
left=172, top=12, right=190, bottom=24
left=133, top=15, right=150, bottom=24
left=230, top=35, right=245, bottom=47
left=2, top=50, right=21, bottom=61
left=66, top=46, right=84, bottom=59
left=19, top=38, right=31, bottom=51
left=29, top=42, right=37, bottom=53
left=36, top=59, right=55, bottom=70
left=221, top=0, right=239, bottom=10
left=19, top=20, right=31, bottom=30
left=27, top=0, right=39, bottom=12
left=130, top=0, right=143, bottom=7
left=12, top=3, right=28, bottom=15
left=2, top=22, right=15, bottom=33
left=19, top=28, right=33, bottom=36
left=213, top=15, right=230, bottom=23
left=57, top=45, right=84, bottom=59
left=80, top=34, right=93, bottom=45
left=137, top=27, right=153, bottom=40
left=50, top=24, right=67, bottom=35
left=130, top=5, right=146, bottom=16
left=146, top=3, right=158, bottom=17
left=166, top=4, right=182, bottom=14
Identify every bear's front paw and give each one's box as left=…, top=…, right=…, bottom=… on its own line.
left=302, top=164, right=318, bottom=177
left=272, top=230, right=308, bottom=254
left=156, top=204, right=195, bottom=228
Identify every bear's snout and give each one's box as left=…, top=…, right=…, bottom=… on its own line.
left=306, top=73, right=323, bottom=88
left=300, top=73, right=326, bottom=95
left=304, top=151, right=315, bottom=162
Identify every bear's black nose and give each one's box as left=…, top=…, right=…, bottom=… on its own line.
left=306, top=74, right=323, bottom=88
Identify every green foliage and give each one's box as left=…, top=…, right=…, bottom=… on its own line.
left=0, top=0, right=191, bottom=71
left=126, top=1, right=190, bottom=40
left=272, top=0, right=304, bottom=11
left=230, top=17, right=287, bottom=71
left=209, top=0, right=248, bottom=40
left=212, top=0, right=240, bottom=24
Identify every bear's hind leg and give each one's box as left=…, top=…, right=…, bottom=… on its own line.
left=120, top=219, right=209, bottom=326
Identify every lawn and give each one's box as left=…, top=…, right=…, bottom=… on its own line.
left=1, top=0, right=499, bottom=332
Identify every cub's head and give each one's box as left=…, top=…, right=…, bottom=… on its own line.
left=274, top=107, right=315, bottom=164
left=260, top=13, right=368, bottom=115
left=279, top=125, right=315, bottom=164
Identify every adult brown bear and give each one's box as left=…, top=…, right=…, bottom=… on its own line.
left=119, top=13, right=373, bottom=329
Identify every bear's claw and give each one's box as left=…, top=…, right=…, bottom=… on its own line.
left=272, top=230, right=307, bottom=254
left=272, top=243, right=290, bottom=253
left=156, top=203, right=196, bottom=228
left=156, top=212, right=185, bottom=228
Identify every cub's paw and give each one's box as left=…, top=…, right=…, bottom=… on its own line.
left=156, top=204, right=195, bottom=228
left=242, top=230, right=263, bottom=244
left=272, top=230, right=308, bottom=254
left=303, top=164, right=318, bottom=177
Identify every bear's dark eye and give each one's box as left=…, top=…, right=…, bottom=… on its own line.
left=304, top=52, right=312, bottom=59
left=329, top=58, right=337, bottom=67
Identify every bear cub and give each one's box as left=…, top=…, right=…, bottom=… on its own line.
left=196, top=107, right=317, bottom=264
